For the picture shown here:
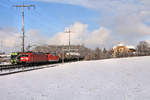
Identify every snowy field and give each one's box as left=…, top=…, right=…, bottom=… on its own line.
left=0, top=56, right=150, bottom=100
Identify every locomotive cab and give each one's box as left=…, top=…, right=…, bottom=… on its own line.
left=10, top=52, right=20, bottom=64
left=20, top=54, right=30, bottom=63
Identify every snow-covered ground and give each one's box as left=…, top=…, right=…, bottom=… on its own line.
left=0, top=56, right=150, bottom=100
left=0, top=62, right=11, bottom=65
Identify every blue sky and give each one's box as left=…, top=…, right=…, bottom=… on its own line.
left=0, top=0, right=100, bottom=37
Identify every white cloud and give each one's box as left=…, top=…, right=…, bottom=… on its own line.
left=0, top=28, right=20, bottom=48
left=85, top=27, right=110, bottom=48
left=48, top=22, right=110, bottom=48
left=141, top=0, right=150, bottom=5
left=114, top=14, right=150, bottom=36
left=0, top=28, right=48, bottom=52
left=26, top=29, right=48, bottom=46
left=48, top=22, right=88, bottom=45
left=34, top=0, right=150, bottom=46
left=0, top=27, right=21, bottom=52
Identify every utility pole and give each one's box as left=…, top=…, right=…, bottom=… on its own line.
left=0, top=40, right=3, bottom=53
left=65, top=28, right=72, bottom=58
left=62, top=46, right=64, bottom=63
left=13, top=2, right=35, bottom=52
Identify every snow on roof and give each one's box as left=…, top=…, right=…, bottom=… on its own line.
left=113, top=43, right=125, bottom=49
left=126, top=45, right=136, bottom=49
left=117, top=43, right=124, bottom=46
left=113, top=43, right=136, bottom=50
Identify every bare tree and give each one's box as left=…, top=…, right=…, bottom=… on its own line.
left=94, top=47, right=102, bottom=60
left=136, top=41, right=150, bottom=56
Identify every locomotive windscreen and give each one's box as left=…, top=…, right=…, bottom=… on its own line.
left=21, top=54, right=28, bottom=57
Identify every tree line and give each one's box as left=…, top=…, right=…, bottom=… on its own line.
left=84, top=41, right=150, bottom=60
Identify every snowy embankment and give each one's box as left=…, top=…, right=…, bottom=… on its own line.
left=0, top=56, right=150, bottom=100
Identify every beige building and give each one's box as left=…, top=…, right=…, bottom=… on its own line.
left=113, top=43, right=136, bottom=57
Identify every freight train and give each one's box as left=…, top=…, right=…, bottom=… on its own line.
left=10, top=52, right=59, bottom=65
left=10, top=51, right=84, bottom=65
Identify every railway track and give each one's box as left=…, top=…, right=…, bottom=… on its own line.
left=0, top=63, right=60, bottom=76
left=0, top=64, right=20, bottom=70
left=0, top=59, right=81, bottom=76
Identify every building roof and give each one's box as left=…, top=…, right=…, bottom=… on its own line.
left=113, top=43, right=136, bottom=50
left=126, top=45, right=136, bottom=50
left=113, top=43, right=125, bottom=50
left=117, top=43, right=125, bottom=46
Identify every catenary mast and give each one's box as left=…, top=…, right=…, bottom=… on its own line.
left=13, top=1, right=35, bottom=52
left=65, top=28, right=72, bottom=57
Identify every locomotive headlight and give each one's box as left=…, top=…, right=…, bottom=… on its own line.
left=25, top=57, right=29, bottom=60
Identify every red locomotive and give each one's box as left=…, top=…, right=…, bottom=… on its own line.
left=17, top=52, right=60, bottom=64
left=19, top=52, right=48, bottom=64
left=47, top=53, right=59, bottom=62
